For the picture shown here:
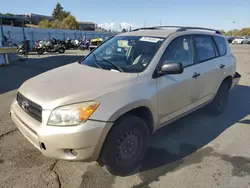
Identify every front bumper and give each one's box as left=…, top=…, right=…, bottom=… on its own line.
left=10, top=100, right=112, bottom=161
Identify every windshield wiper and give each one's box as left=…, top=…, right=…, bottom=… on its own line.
left=92, top=53, right=104, bottom=69
left=99, top=57, right=124, bottom=72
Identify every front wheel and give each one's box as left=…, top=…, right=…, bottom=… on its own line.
left=58, top=47, right=65, bottom=54
left=99, top=115, right=150, bottom=176
left=79, top=46, right=85, bottom=51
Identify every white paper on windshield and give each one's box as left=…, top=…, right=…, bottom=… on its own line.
left=139, top=37, right=163, bottom=43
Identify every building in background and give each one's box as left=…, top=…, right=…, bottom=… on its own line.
left=0, top=14, right=29, bottom=26
left=79, top=22, right=97, bottom=31
left=1, top=13, right=102, bottom=31
left=25, top=13, right=52, bottom=25
left=95, top=27, right=108, bottom=32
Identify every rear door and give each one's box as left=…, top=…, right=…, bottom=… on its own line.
left=213, top=36, right=235, bottom=83
left=192, top=35, right=223, bottom=103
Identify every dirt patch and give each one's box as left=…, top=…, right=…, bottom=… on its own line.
left=80, top=164, right=116, bottom=188
left=134, top=145, right=250, bottom=187
left=134, top=146, right=213, bottom=188
left=214, top=154, right=250, bottom=177
left=11, top=148, right=49, bottom=168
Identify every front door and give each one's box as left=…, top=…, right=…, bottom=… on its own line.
left=156, top=35, right=201, bottom=125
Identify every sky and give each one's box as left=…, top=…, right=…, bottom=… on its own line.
left=0, top=0, right=249, bottom=31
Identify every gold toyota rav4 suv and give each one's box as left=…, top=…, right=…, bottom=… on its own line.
left=10, top=26, right=241, bottom=176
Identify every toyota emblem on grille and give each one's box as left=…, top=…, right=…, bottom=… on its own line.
left=21, top=100, right=29, bottom=111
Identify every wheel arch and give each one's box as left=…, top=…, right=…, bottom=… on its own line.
left=216, top=76, right=233, bottom=94
left=222, top=76, right=233, bottom=89
left=91, top=103, right=156, bottom=162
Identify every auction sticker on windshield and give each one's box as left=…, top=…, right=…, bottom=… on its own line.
left=140, top=37, right=164, bottom=43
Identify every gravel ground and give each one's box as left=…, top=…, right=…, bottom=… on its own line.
left=0, top=45, right=250, bottom=188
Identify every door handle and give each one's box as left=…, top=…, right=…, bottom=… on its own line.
left=220, top=64, right=225, bottom=69
left=193, top=72, right=201, bottom=79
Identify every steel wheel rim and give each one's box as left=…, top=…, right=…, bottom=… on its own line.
left=115, top=129, right=143, bottom=166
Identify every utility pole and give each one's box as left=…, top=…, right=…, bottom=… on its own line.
left=160, top=20, right=162, bottom=26
left=144, top=20, right=146, bottom=27
left=232, top=21, right=236, bottom=36
left=0, top=19, right=4, bottom=46
left=119, top=23, right=122, bottom=32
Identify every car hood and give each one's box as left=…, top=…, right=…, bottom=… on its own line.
left=19, top=62, right=138, bottom=109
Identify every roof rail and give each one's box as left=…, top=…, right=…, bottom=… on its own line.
left=132, top=25, right=222, bottom=35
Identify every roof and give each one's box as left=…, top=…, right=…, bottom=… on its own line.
left=0, top=15, right=26, bottom=20
left=25, top=13, right=52, bottom=18
left=79, top=21, right=96, bottom=25
left=118, top=26, right=222, bottom=38
left=118, top=29, right=178, bottom=38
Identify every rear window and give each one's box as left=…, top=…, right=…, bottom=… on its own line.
left=194, top=35, right=216, bottom=62
left=213, top=36, right=227, bottom=56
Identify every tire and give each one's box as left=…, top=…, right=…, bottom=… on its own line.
left=37, top=48, right=45, bottom=55
left=58, top=47, right=65, bottom=54
left=99, top=115, right=150, bottom=176
left=207, top=83, right=230, bottom=115
left=79, top=46, right=85, bottom=51
left=24, top=51, right=29, bottom=55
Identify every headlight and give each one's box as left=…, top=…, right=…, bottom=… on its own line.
left=47, top=101, right=100, bottom=126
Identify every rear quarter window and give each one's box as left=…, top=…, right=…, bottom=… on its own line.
left=213, top=36, right=227, bottom=56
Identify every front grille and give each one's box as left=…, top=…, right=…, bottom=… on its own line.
left=17, top=92, right=42, bottom=122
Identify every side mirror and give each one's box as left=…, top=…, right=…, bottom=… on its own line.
left=159, top=62, right=184, bottom=75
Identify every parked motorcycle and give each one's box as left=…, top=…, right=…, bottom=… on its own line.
left=64, top=38, right=78, bottom=50
left=17, top=40, right=30, bottom=55
left=36, top=39, right=65, bottom=55
left=4, top=35, right=18, bottom=47
left=89, top=38, right=103, bottom=51
left=79, top=39, right=90, bottom=50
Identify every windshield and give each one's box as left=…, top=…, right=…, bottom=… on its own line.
left=81, top=36, right=164, bottom=73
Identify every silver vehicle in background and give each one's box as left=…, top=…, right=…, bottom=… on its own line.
left=232, top=36, right=250, bottom=44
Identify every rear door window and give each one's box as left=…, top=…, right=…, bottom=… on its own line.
left=213, top=36, right=227, bottom=56
left=194, top=35, right=216, bottom=62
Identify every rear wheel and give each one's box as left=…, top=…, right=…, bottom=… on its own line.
left=99, top=115, right=150, bottom=176
left=207, top=83, right=230, bottom=115
left=37, top=48, right=45, bottom=54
